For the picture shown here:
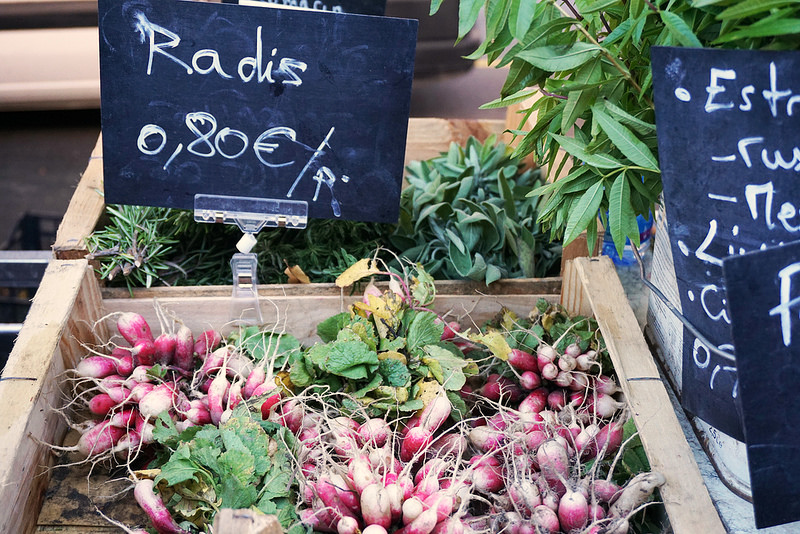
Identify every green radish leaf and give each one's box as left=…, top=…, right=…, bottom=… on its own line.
left=407, top=311, right=445, bottom=354
left=516, top=43, right=603, bottom=72
left=446, top=390, right=470, bottom=421
left=289, top=357, right=314, bottom=388
left=156, top=444, right=201, bottom=486
left=422, top=344, right=471, bottom=390
left=353, top=373, right=384, bottom=397
left=399, top=399, right=425, bottom=412
left=311, top=340, right=378, bottom=380
left=564, top=181, right=604, bottom=245
left=378, top=358, right=411, bottom=387
left=316, top=312, right=352, bottom=343
left=659, top=11, right=702, bottom=47
left=218, top=453, right=259, bottom=508
left=592, top=105, right=659, bottom=170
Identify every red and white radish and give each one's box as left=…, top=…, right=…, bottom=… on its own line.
left=133, top=478, right=189, bottom=534
left=117, top=312, right=154, bottom=346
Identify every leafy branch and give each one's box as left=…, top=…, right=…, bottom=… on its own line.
left=436, top=0, right=800, bottom=254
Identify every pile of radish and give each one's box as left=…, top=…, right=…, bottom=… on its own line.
left=51, top=261, right=667, bottom=534
left=283, top=344, right=665, bottom=534
left=56, top=311, right=289, bottom=464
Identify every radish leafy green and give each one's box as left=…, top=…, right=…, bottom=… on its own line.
left=150, top=408, right=303, bottom=534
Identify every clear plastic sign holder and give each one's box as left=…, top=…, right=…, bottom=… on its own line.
left=194, top=194, right=308, bottom=325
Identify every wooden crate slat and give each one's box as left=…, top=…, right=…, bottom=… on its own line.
left=98, top=277, right=562, bottom=300
left=103, top=292, right=556, bottom=346
left=0, top=261, right=103, bottom=534
left=53, top=136, right=104, bottom=260
left=563, top=256, right=725, bottom=534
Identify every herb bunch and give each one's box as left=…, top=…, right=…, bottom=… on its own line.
left=86, top=206, right=389, bottom=289
left=436, top=0, right=800, bottom=254
left=391, top=135, right=562, bottom=284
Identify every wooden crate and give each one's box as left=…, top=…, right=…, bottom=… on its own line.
left=52, top=117, right=508, bottom=260
left=0, top=256, right=723, bottom=534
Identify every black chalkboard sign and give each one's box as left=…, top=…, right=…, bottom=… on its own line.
left=98, top=0, right=417, bottom=223
left=235, top=0, right=387, bottom=16
left=652, top=47, right=800, bottom=441
left=723, top=242, right=800, bottom=529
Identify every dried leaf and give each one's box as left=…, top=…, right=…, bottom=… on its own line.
left=283, top=263, right=310, bottom=284
left=335, top=258, right=381, bottom=287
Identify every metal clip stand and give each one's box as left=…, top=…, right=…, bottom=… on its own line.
left=194, top=194, right=308, bottom=325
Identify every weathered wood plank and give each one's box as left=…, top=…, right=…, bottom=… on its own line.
left=53, top=135, right=104, bottom=260
left=0, top=261, right=104, bottom=534
left=98, top=277, right=562, bottom=300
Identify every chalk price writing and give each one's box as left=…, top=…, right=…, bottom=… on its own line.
left=703, top=62, right=800, bottom=117
left=692, top=337, right=738, bottom=398
left=678, top=181, right=800, bottom=271
left=137, top=112, right=349, bottom=216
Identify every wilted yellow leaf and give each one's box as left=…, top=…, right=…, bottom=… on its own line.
left=133, top=468, right=161, bottom=480
left=500, top=307, right=519, bottom=332
left=336, top=258, right=381, bottom=287
left=468, top=330, right=511, bottom=361
left=414, top=379, right=444, bottom=410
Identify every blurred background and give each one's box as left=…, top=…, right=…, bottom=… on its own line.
left=0, top=0, right=508, bottom=359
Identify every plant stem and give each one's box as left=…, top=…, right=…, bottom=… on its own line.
left=548, top=0, right=655, bottom=109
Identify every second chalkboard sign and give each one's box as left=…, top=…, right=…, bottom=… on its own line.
left=652, top=46, right=800, bottom=441
left=723, top=241, right=800, bottom=529
left=98, top=0, right=417, bottom=223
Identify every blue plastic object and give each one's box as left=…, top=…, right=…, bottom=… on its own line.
left=601, top=213, right=654, bottom=266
